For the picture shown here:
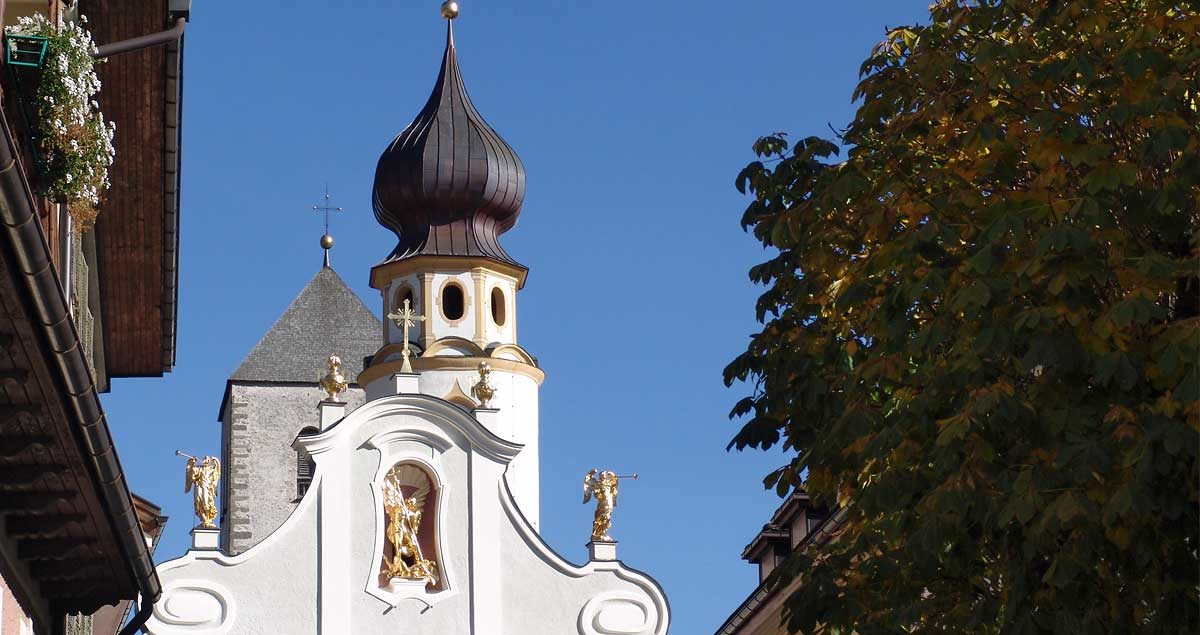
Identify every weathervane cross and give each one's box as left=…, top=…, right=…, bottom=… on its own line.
left=313, top=184, right=342, bottom=234
left=313, top=184, right=343, bottom=267
left=387, top=298, right=425, bottom=373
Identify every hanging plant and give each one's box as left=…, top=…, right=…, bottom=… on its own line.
left=5, top=13, right=114, bottom=229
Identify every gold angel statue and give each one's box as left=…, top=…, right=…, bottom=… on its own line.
left=582, top=469, right=637, bottom=542
left=319, top=354, right=348, bottom=401
left=382, top=465, right=439, bottom=585
left=178, top=451, right=220, bottom=529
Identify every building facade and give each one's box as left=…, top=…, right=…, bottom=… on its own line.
left=145, top=7, right=669, bottom=635
left=713, top=494, right=845, bottom=635
left=0, top=1, right=191, bottom=634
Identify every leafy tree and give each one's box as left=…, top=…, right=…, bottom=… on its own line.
left=725, top=1, right=1199, bottom=633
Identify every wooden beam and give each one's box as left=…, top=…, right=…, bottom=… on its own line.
left=0, top=368, right=28, bottom=384
left=0, top=491, right=76, bottom=512
left=0, top=404, right=40, bottom=425
left=5, top=513, right=86, bottom=539
left=30, top=558, right=106, bottom=580
left=41, top=581, right=104, bottom=599
left=17, top=537, right=98, bottom=560
left=0, top=435, right=53, bottom=458
left=0, top=464, right=66, bottom=486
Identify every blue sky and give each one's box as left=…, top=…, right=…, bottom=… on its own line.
left=100, top=1, right=930, bottom=632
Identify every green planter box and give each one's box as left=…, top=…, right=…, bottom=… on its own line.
left=5, top=34, right=49, bottom=68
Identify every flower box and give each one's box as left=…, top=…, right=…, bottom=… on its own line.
left=5, top=34, right=49, bottom=68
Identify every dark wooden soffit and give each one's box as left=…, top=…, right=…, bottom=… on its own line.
left=0, top=211, right=139, bottom=615
left=0, top=95, right=159, bottom=618
left=84, top=0, right=182, bottom=377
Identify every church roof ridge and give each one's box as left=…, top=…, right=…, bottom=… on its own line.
left=230, top=266, right=381, bottom=384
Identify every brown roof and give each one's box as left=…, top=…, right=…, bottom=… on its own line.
left=372, top=20, right=525, bottom=267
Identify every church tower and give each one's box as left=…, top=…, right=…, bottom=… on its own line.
left=357, top=11, right=544, bottom=526
left=145, top=6, right=668, bottom=634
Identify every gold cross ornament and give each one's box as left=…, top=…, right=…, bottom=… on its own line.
left=387, top=298, right=425, bottom=373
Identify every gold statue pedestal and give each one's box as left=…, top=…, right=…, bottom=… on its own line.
left=191, top=527, right=220, bottom=551
left=587, top=540, right=618, bottom=562
left=385, top=576, right=431, bottom=595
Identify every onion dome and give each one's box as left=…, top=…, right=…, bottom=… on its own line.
left=372, top=17, right=525, bottom=265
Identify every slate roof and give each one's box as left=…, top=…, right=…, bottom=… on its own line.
left=231, top=266, right=381, bottom=383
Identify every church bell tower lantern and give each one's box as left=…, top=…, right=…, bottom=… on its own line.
left=361, top=4, right=543, bottom=525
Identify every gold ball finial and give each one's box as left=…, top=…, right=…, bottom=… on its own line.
left=440, top=1, right=460, bottom=19
left=320, top=234, right=334, bottom=250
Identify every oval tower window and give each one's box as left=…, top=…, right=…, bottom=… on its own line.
left=490, top=287, right=506, bottom=326
left=441, top=283, right=465, bottom=321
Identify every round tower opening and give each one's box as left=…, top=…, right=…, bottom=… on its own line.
left=490, top=287, right=506, bottom=326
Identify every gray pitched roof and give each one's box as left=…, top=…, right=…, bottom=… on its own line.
left=231, top=266, right=381, bottom=383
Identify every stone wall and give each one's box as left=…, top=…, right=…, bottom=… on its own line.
left=221, top=382, right=366, bottom=555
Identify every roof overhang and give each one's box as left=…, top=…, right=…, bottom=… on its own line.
left=84, top=0, right=186, bottom=378
left=0, top=102, right=160, bottom=615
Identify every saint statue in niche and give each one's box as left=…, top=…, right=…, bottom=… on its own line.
left=382, top=464, right=439, bottom=586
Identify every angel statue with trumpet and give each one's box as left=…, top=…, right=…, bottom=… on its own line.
left=582, top=469, right=637, bottom=542
left=178, top=451, right=221, bottom=529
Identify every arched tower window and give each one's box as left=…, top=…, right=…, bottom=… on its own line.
left=296, top=427, right=319, bottom=498
left=393, top=284, right=415, bottom=313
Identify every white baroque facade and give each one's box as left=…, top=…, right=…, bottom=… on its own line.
left=148, top=389, right=667, bottom=634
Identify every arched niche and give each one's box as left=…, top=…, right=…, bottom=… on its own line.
left=378, top=462, right=443, bottom=592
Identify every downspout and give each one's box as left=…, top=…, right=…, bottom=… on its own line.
left=118, top=601, right=153, bottom=635
left=92, top=17, right=186, bottom=59
left=0, top=108, right=161, bottom=628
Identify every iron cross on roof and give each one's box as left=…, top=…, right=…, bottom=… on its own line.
left=313, top=184, right=343, bottom=267
left=387, top=299, right=425, bottom=374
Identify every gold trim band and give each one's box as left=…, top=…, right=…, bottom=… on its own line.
left=359, top=356, right=545, bottom=387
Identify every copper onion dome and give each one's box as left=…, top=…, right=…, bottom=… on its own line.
left=372, top=19, right=525, bottom=265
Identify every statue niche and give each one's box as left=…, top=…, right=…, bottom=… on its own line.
left=380, top=463, right=442, bottom=590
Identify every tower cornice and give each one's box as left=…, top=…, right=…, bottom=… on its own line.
left=370, top=255, right=528, bottom=291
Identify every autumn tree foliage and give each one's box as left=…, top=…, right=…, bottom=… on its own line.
left=725, top=1, right=1198, bottom=633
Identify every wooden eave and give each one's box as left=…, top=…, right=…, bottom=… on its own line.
left=0, top=104, right=158, bottom=618
left=83, top=0, right=183, bottom=377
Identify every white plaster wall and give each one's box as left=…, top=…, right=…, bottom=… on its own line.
left=364, top=367, right=540, bottom=529
left=146, top=494, right=319, bottom=634
left=499, top=515, right=669, bottom=635
left=417, top=367, right=540, bottom=529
